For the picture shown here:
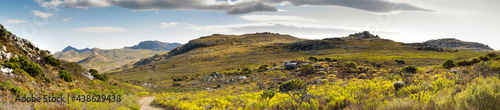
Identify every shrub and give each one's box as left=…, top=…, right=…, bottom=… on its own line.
left=59, top=70, right=73, bottom=82
left=401, top=65, right=418, bottom=73
left=479, top=56, right=490, bottom=61
left=23, top=62, right=43, bottom=77
left=441, top=59, right=457, bottom=69
left=393, top=81, right=405, bottom=91
left=172, top=82, right=181, bottom=87
left=89, top=69, right=107, bottom=81
left=279, top=79, right=308, bottom=105
left=358, top=73, right=368, bottom=79
left=455, top=77, right=500, bottom=110
left=130, top=105, right=141, bottom=110
left=261, top=88, right=277, bottom=106
left=344, top=61, right=357, bottom=69
left=3, top=62, right=20, bottom=69
left=300, top=64, right=316, bottom=75
left=318, top=71, right=327, bottom=75
left=10, top=86, right=26, bottom=95
left=486, top=52, right=498, bottom=58
left=43, top=55, right=61, bottom=67
left=45, top=77, right=51, bottom=83
left=431, top=76, right=455, bottom=93
left=279, top=79, right=307, bottom=93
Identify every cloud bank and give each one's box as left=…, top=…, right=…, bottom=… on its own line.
left=35, top=0, right=429, bottom=14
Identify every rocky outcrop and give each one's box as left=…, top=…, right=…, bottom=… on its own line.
left=344, top=31, right=380, bottom=39
left=404, top=38, right=493, bottom=52
left=287, top=40, right=345, bottom=52
left=423, top=38, right=493, bottom=51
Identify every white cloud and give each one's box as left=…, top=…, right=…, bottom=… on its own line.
left=5, top=19, right=27, bottom=24
left=62, top=17, right=73, bottom=23
left=31, top=10, right=53, bottom=18
left=71, top=26, right=127, bottom=33
left=240, top=15, right=319, bottom=22
left=158, top=22, right=180, bottom=28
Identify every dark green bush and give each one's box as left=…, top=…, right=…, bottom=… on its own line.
left=23, top=62, right=43, bottom=77
left=401, top=65, right=418, bottom=73
left=344, top=61, right=357, bottom=69
left=300, top=64, right=316, bottom=75
left=486, top=52, right=498, bottom=58
left=45, top=77, right=52, bottom=83
left=59, top=70, right=73, bottom=82
left=172, top=82, right=181, bottom=87
left=3, top=62, right=20, bottom=69
left=89, top=69, right=107, bottom=81
left=479, top=56, right=490, bottom=61
left=43, top=55, right=61, bottom=67
left=10, top=86, right=25, bottom=95
left=442, top=59, right=457, bottom=69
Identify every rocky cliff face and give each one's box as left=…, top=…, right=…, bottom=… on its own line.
left=423, top=38, right=493, bottom=51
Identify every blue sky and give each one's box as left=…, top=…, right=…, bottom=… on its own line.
left=1, top=0, right=499, bottom=52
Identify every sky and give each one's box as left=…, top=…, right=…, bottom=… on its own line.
left=0, top=0, right=499, bottom=52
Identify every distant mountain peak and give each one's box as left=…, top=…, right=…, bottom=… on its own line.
left=126, top=40, right=182, bottom=50
left=62, top=46, right=89, bottom=53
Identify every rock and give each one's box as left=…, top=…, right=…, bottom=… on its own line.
left=394, top=81, right=405, bottom=91
left=238, top=76, right=247, bottom=80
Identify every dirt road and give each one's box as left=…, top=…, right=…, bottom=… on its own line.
left=139, top=96, right=162, bottom=110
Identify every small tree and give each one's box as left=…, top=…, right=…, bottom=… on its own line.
left=442, top=59, right=457, bottom=69
left=261, top=88, right=277, bottom=106
left=23, top=62, right=43, bottom=77
left=279, top=79, right=309, bottom=106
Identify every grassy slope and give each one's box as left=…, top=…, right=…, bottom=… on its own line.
left=109, top=33, right=483, bottom=91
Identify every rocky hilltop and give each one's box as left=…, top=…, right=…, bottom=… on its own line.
left=53, top=41, right=181, bottom=72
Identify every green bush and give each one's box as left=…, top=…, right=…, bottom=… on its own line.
left=401, top=65, right=418, bottom=73
left=10, top=86, right=26, bottom=95
left=43, top=55, right=61, bottom=67
left=279, top=79, right=306, bottom=93
left=58, top=70, right=73, bottom=82
left=441, top=59, right=457, bottom=69
left=344, top=61, right=357, bottom=69
left=130, top=105, right=141, bottom=110
left=45, top=77, right=52, bottom=83
left=479, top=56, right=490, bottom=61
left=455, top=77, right=500, bottom=110
left=172, top=82, right=181, bottom=87
left=486, top=52, right=498, bottom=58
left=89, top=69, right=107, bottom=81
left=358, top=73, right=368, bottom=79
left=457, top=58, right=482, bottom=66
left=3, top=62, right=20, bottom=69
left=300, top=64, right=316, bottom=75
left=23, top=62, right=43, bottom=77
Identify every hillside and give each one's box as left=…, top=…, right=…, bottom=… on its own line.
left=53, top=41, right=181, bottom=72
left=0, top=24, right=143, bottom=109
left=109, top=31, right=483, bottom=89
left=104, top=31, right=500, bottom=109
